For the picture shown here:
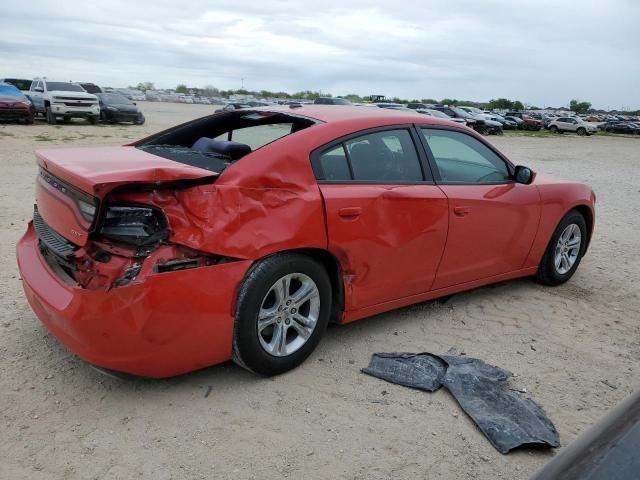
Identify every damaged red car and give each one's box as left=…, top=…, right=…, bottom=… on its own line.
left=17, top=106, right=595, bottom=377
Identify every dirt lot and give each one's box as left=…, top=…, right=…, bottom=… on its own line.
left=1, top=103, right=639, bottom=479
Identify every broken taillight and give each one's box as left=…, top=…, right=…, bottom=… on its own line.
left=99, top=205, right=168, bottom=246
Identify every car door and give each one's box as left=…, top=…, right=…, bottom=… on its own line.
left=29, top=80, right=43, bottom=112
left=418, top=127, right=541, bottom=289
left=312, top=127, right=449, bottom=310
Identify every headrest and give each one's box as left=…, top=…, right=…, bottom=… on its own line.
left=192, top=137, right=252, bottom=160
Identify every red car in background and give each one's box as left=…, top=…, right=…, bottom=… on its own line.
left=0, top=82, right=35, bottom=124
left=506, top=111, right=543, bottom=131
left=16, top=106, right=595, bottom=377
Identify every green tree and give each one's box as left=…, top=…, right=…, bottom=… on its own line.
left=569, top=99, right=592, bottom=114
left=512, top=100, right=524, bottom=111
left=201, top=85, right=220, bottom=97
left=175, top=84, right=188, bottom=94
left=487, top=98, right=514, bottom=110
left=137, top=82, right=155, bottom=91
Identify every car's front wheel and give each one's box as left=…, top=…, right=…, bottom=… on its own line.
left=536, top=210, right=587, bottom=286
left=550, top=125, right=558, bottom=133
left=233, top=254, right=332, bottom=376
left=576, top=127, right=586, bottom=136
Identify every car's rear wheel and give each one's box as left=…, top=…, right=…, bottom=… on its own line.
left=536, top=210, right=587, bottom=286
left=233, top=254, right=332, bottom=376
left=576, top=127, right=586, bottom=136
left=550, top=125, right=558, bottom=133
left=45, top=106, right=56, bottom=124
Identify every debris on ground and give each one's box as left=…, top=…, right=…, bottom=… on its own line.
left=362, top=352, right=560, bottom=454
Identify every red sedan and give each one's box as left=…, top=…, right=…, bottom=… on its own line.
left=16, top=106, right=595, bottom=377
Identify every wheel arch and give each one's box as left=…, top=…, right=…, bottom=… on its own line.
left=572, top=204, right=594, bottom=251
left=248, top=248, right=345, bottom=324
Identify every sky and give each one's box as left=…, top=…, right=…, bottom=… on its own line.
left=1, top=0, right=638, bottom=109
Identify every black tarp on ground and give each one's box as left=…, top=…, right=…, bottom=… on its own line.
left=362, top=352, right=560, bottom=454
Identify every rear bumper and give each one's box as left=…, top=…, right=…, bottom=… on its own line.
left=17, top=223, right=251, bottom=377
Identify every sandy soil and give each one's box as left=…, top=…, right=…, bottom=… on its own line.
left=1, top=103, right=639, bottom=479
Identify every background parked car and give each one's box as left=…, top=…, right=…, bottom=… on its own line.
left=416, top=108, right=467, bottom=124
left=314, top=97, right=352, bottom=105
left=79, top=83, right=102, bottom=94
left=504, top=115, right=525, bottom=129
left=0, top=78, right=32, bottom=93
left=430, top=105, right=481, bottom=131
left=96, top=92, right=145, bottom=124
left=599, top=121, right=640, bottom=134
left=506, top=112, right=542, bottom=130
left=216, top=103, right=251, bottom=113
left=478, top=113, right=517, bottom=130
left=28, top=78, right=100, bottom=124
left=548, top=117, right=598, bottom=136
left=0, top=82, right=35, bottom=124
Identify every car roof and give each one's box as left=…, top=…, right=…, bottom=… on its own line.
left=257, top=104, right=456, bottom=127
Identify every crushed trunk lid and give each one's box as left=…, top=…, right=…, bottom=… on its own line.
left=35, top=146, right=218, bottom=246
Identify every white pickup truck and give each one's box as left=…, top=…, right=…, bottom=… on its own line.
left=28, top=78, right=100, bottom=124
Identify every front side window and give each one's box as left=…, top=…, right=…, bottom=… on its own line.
left=421, top=128, right=510, bottom=184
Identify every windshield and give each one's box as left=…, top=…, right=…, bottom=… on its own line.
left=332, top=98, right=352, bottom=105
left=424, top=109, right=451, bottom=119
left=98, top=93, right=133, bottom=104
left=2, top=79, right=31, bottom=91
left=450, top=107, right=472, bottom=118
left=46, top=82, right=85, bottom=92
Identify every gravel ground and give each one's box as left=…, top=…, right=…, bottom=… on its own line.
left=1, top=103, right=639, bottom=479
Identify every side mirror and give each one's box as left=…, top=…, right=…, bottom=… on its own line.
left=514, top=165, right=534, bottom=185
left=34, top=87, right=44, bottom=93
left=133, top=102, right=137, bottom=105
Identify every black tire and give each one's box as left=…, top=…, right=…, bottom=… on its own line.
left=88, top=115, right=98, bottom=125
left=549, top=125, right=558, bottom=133
left=24, top=114, right=35, bottom=125
left=496, top=128, right=504, bottom=136
left=233, top=254, right=332, bottom=376
left=63, top=116, right=71, bottom=123
left=536, top=210, right=588, bottom=286
left=576, top=127, right=586, bottom=136
left=45, top=106, right=56, bottom=124
left=100, top=111, right=108, bottom=123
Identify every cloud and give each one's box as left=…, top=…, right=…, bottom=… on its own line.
left=1, top=0, right=638, bottom=108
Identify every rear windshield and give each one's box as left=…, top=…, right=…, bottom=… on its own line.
left=137, top=110, right=317, bottom=172
left=97, top=93, right=132, bottom=104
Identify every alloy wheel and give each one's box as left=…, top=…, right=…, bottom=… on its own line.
left=257, top=273, right=320, bottom=357
left=554, top=223, right=582, bottom=274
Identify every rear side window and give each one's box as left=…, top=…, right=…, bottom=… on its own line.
left=313, top=129, right=426, bottom=183
left=346, top=130, right=423, bottom=182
